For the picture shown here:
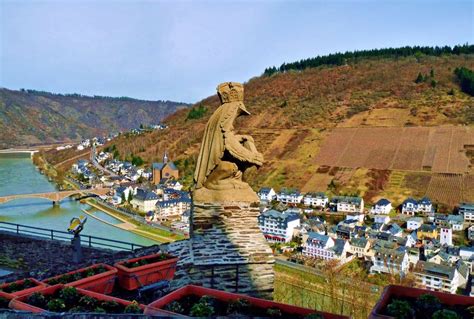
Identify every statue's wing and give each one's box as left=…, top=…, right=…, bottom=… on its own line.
left=194, top=107, right=225, bottom=188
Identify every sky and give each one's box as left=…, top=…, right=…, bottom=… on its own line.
left=0, top=0, right=473, bottom=103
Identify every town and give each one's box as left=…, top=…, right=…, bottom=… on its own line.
left=256, top=188, right=474, bottom=297
left=63, top=137, right=474, bottom=299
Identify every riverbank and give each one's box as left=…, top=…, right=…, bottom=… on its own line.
left=32, top=152, right=184, bottom=243
left=86, top=200, right=185, bottom=242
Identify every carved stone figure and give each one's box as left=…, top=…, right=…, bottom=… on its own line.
left=193, top=82, right=263, bottom=202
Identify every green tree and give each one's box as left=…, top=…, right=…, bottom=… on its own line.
left=187, top=104, right=208, bottom=120
left=415, top=72, right=424, bottom=83
left=128, top=192, right=133, bottom=202
left=454, top=67, right=474, bottom=96
left=121, top=192, right=126, bottom=203
left=430, top=68, right=435, bottom=77
left=131, top=155, right=144, bottom=166
left=431, top=79, right=437, bottom=88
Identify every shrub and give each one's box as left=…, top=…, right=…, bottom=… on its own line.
left=432, top=309, right=460, bottom=319
left=93, top=307, right=106, bottom=313
left=267, top=307, right=283, bottom=317
left=165, top=301, right=184, bottom=314
left=227, top=298, right=251, bottom=314
left=123, top=301, right=142, bottom=314
left=189, top=301, right=214, bottom=317
left=59, top=287, right=79, bottom=308
left=78, top=295, right=97, bottom=309
left=68, top=306, right=86, bottom=313
left=100, top=300, right=121, bottom=313
left=46, top=298, right=66, bottom=312
left=27, top=292, right=47, bottom=309
left=0, top=296, right=9, bottom=308
left=387, top=299, right=413, bottom=319
left=415, top=293, right=441, bottom=317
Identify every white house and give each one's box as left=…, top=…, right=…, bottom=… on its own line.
left=155, top=196, right=191, bottom=221
left=447, top=215, right=464, bottom=231
left=413, top=261, right=462, bottom=294
left=258, top=187, right=276, bottom=202
left=113, top=185, right=136, bottom=204
left=374, top=215, right=390, bottom=225
left=370, top=247, right=409, bottom=276
left=418, top=197, right=433, bottom=214
left=330, top=196, right=364, bottom=213
left=349, top=237, right=370, bottom=258
left=371, top=198, right=392, bottom=215
left=346, top=213, right=365, bottom=224
left=258, top=210, right=300, bottom=243
left=401, top=198, right=418, bottom=216
left=407, top=217, right=424, bottom=231
left=439, top=225, right=453, bottom=246
left=303, top=192, right=328, bottom=208
left=276, top=188, right=303, bottom=205
left=130, top=189, right=159, bottom=212
left=302, top=233, right=352, bottom=264
left=459, top=246, right=474, bottom=261
left=459, top=203, right=474, bottom=223
left=468, top=225, right=474, bottom=241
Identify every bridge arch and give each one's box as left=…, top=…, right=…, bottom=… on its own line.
left=0, top=188, right=110, bottom=205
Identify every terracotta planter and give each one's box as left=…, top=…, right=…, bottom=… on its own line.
left=9, top=284, right=148, bottom=314
left=0, top=278, right=47, bottom=297
left=145, top=284, right=349, bottom=319
left=369, top=284, right=474, bottom=319
left=114, top=253, right=178, bottom=291
left=42, top=263, right=117, bottom=294
left=0, top=291, right=14, bottom=309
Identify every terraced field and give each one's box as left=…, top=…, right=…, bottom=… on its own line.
left=315, top=126, right=473, bottom=174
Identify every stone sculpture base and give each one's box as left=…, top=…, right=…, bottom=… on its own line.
left=161, top=200, right=274, bottom=298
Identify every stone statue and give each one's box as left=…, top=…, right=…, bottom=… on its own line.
left=193, top=82, right=263, bottom=202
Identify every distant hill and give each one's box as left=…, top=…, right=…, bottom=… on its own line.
left=45, top=47, right=474, bottom=207
left=0, top=88, right=190, bottom=148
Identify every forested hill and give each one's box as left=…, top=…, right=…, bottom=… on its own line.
left=62, top=51, right=474, bottom=193
left=0, top=88, right=190, bottom=148
left=263, top=44, right=474, bottom=75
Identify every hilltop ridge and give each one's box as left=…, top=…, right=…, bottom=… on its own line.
left=0, top=88, right=190, bottom=148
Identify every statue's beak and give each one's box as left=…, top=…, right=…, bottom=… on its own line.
left=239, top=104, right=251, bottom=115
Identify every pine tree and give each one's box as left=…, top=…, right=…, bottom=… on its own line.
left=415, top=72, right=424, bottom=83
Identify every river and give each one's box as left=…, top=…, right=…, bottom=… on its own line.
left=0, top=153, right=156, bottom=247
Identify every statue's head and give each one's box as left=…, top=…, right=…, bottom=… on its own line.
left=217, top=82, right=250, bottom=115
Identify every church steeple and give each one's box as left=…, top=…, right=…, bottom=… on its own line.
left=163, top=151, right=169, bottom=164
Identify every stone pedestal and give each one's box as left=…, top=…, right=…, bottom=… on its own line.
left=190, top=201, right=274, bottom=297
left=162, top=199, right=274, bottom=298
left=191, top=202, right=274, bottom=296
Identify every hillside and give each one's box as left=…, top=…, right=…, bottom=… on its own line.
left=48, top=52, right=474, bottom=207
left=0, top=88, right=190, bottom=148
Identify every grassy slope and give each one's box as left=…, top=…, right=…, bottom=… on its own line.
left=51, top=54, right=474, bottom=205
left=0, top=88, right=190, bottom=148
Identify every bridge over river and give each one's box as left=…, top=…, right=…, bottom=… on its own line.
left=0, top=188, right=110, bottom=205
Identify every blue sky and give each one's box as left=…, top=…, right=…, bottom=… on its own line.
left=0, top=0, right=472, bottom=103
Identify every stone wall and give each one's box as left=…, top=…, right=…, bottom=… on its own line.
left=160, top=201, right=274, bottom=298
